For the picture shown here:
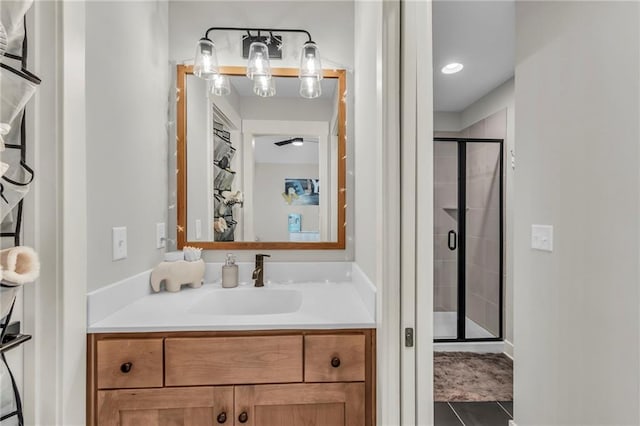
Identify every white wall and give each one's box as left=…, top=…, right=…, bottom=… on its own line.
left=254, top=163, right=320, bottom=241
left=86, top=1, right=169, bottom=291
left=460, top=78, right=514, bottom=131
left=168, top=1, right=353, bottom=70
left=514, top=2, right=640, bottom=424
left=354, top=1, right=382, bottom=283
left=433, top=111, right=461, bottom=132
left=168, top=1, right=356, bottom=264
left=240, top=97, right=334, bottom=122
left=186, top=74, right=210, bottom=241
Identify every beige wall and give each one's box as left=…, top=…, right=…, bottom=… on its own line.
left=514, top=2, right=640, bottom=424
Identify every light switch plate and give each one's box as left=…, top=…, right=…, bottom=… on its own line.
left=112, top=227, right=127, bottom=260
left=532, top=224, right=553, bottom=252
left=156, top=222, right=166, bottom=249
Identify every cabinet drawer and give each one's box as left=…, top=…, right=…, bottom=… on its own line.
left=96, top=339, right=163, bottom=389
left=304, top=335, right=365, bottom=382
left=165, top=335, right=303, bottom=386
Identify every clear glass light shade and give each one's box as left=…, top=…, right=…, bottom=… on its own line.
left=299, top=76, right=322, bottom=99
left=193, top=38, right=219, bottom=80
left=209, top=74, right=230, bottom=97
left=246, top=42, right=272, bottom=80
left=299, top=42, right=323, bottom=80
left=253, top=76, right=276, bottom=97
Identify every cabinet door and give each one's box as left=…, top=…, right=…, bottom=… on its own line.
left=235, top=383, right=364, bottom=426
left=97, top=386, right=233, bottom=426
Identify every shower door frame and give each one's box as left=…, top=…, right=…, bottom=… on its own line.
left=434, top=137, right=504, bottom=343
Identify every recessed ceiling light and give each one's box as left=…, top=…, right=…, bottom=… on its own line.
left=441, top=63, right=464, bottom=74
left=292, top=140, right=304, bottom=147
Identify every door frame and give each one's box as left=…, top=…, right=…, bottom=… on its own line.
left=400, top=0, right=434, bottom=424
left=433, top=137, right=505, bottom=343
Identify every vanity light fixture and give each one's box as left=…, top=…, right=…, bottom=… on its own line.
left=246, top=41, right=272, bottom=80
left=441, top=62, right=464, bottom=74
left=193, top=26, right=323, bottom=99
left=300, top=76, right=322, bottom=99
left=194, top=38, right=219, bottom=79
left=210, top=74, right=230, bottom=97
left=299, top=41, right=323, bottom=80
left=253, top=75, right=276, bottom=97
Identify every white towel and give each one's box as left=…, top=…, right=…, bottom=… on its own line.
left=0, top=246, right=40, bottom=285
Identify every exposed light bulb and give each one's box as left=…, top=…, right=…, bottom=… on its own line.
left=247, top=42, right=272, bottom=80
left=299, top=41, right=323, bottom=80
left=210, top=74, right=230, bottom=97
left=292, top=140, right=304, bottom=147
left=253, top=76, right=276, bottom=97
left=193, top=38, right=218, bottom=80
left=299, top=76, right=321, bottom=99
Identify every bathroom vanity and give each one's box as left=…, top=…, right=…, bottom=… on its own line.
left=86, top=267, right=376, bottom=426
left=87, top=329, right=375, bottom=426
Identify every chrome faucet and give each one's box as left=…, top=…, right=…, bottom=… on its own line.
left=252, top=254, right=271, bottom=287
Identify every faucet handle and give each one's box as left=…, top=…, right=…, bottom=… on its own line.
left=255, top=253, right=271, bottom=261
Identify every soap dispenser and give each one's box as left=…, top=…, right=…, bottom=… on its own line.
left=222, top=253, right=238, bottom=288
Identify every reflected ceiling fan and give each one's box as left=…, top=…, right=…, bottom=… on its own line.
left=274, top=137, right=318, bottom=147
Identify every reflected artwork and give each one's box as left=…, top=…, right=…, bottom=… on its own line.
left=282, top=178, right=320, bottom=205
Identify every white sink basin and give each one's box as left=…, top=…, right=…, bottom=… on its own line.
left=188, top=288, right=303, bottom=316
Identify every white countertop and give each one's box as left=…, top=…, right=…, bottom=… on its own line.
left=88, top=280, right=375, bottom=333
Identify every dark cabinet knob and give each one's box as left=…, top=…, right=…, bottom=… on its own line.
left=120, top=362, right=133, bottom=373
left=216, top=412, right=227, bottom=423
left=238, top=411, right=248, bottom=423
left=331, top=357, right=341, bottom=368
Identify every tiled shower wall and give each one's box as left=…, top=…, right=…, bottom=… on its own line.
left=434, top=141, right=458, bottom=312
left=434, top=109, right=506, bottom=336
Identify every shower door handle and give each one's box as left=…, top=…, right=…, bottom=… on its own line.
left=448, top=230, right=457, bottom=251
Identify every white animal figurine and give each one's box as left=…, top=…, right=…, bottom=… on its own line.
left=150, top=259, right=205, bottom=293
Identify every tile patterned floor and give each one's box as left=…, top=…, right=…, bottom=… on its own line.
left=435, top=401, right=513, bottom=426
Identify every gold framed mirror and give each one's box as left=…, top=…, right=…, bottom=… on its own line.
left=176, top=65, right=346, bottom=250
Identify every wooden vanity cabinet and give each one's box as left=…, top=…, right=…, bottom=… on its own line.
left=235, top=383, right=364, bottom=426
left=97, top=386, right=233, bottom=426
left=87, top=329, right=375, bottom=426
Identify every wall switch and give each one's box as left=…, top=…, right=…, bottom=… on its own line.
left=195, top=219, right=202, bottom=240
left=112, top=227, right=127, bottom=261
left=532, top=224, right=553, bottom=252
left=156, top=222, right=166, bottom=249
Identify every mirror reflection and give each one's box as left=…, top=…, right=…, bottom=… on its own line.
left=181, top=68, right=345, bottom=247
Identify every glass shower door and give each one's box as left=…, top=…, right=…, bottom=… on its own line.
left=433, top=141, right=459, bottom=339
left=464, top=141, right=502, bottom=339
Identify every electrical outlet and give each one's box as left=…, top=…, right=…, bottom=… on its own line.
left=112, top=227, right=127, bottom=261
left=156, top=222, right=166, bottom=249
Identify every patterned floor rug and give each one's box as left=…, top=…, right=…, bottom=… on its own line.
left=434, top=352, right=513, bottom=402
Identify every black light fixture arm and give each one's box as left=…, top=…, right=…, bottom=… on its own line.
left=204, top=27, right=313, bottom=43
